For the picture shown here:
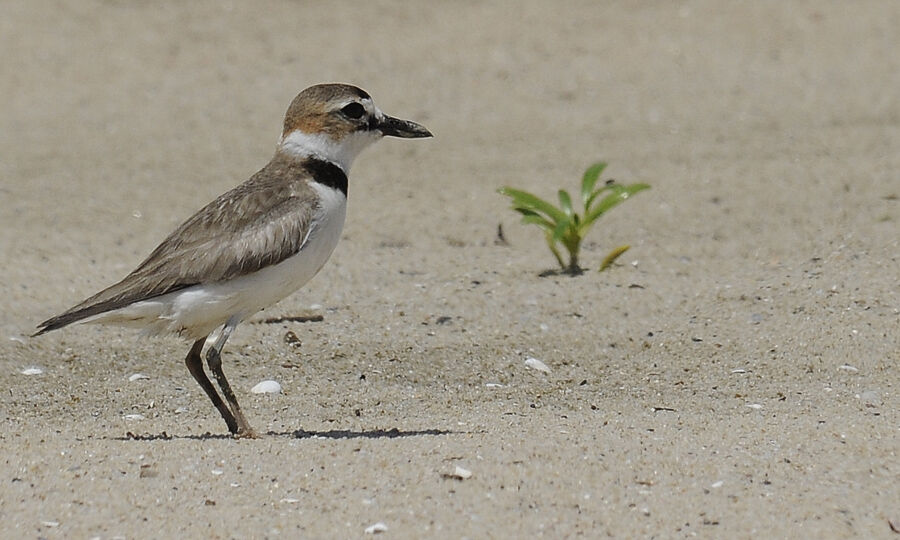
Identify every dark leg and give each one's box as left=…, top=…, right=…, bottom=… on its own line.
left=184, top=338, right=238, bottom=434
left=206, top=318, right=255, bottom=437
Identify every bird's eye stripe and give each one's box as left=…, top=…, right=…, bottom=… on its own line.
left=341, top=103, right=366, bottom=119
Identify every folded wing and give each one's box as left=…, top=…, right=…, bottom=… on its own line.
left=35, top=155, right=323, bottom=335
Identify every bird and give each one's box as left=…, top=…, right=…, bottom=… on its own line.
left=33, top=83, right=432, bottom=437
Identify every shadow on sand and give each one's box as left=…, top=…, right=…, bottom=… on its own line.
left=115, top=427, right=453, bottom=441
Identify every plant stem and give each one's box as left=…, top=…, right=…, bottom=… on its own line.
left=546, top=234, right=566, bottom=270
left=565, top=244, right=581, bottom=275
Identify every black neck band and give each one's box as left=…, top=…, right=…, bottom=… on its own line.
left=305, top=158, right=348, bottom=196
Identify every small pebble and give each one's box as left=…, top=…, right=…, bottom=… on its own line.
left=838, top=364, right=858, bottom=373
left=485, top=383, right=503, bottom=388
left=452, top=466, right=472, bottom=479
left=124, top=414, right=145, bottom=421
left=858, top=390, right=880, bottom=405
left=251, top=380, right=282, bottom=394
left=524, top=357, right=551, bottom=374
left=21, top=367, right=43, bottom=375
left=442, top=465, right=473, bottom=480
left=711, top=480, right=724, bottom=488
left=746, top=403, right=763, bottom=410
left=128, top=373, right=150, bottom=382
left=364, top=522, right=388, bottom=534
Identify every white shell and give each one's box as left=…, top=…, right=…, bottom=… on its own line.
left=524, top=357, right=551, bottom=373
left=251, top=380, right=282, bottom=394
left=452, top=466, right=472, bottom=479
left=364, top=522, right=388, bottom=534
left=129, top=373, right=150, bottom=381
left=21, top=367, right=43, bottom=375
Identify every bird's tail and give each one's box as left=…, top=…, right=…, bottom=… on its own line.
left=33, top=308, right=96, bottom=337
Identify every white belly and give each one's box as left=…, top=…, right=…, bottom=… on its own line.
left=90, top=185, right=347, bottom=340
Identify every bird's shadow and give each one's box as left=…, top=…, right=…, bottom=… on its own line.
left=114, top=427, right=453, bottom=441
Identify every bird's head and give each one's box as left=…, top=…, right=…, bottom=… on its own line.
left=279, top=83, right=432, bottom=172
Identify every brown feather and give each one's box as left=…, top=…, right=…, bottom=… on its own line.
left=35, top=152, right=329, bottom=335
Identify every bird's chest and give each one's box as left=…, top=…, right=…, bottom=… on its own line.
left=261, top=186, right=347, bottom=295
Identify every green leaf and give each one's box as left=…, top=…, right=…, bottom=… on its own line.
left=583, top=183, right=650, bottom=227
left=585, top=183, right=615, bottom=210
left=498, top=187, right=567, bottom=223
left=545, top=233, right=566, bottom=270
left=519, top=213, right=555, bottom=231
left=551, top=217, right=569, bottom=242
left=558, top=189, right=574, bottom=218
left=580, top=162, right=607, bottom=208
left=599, top=245, right=630, bottom=271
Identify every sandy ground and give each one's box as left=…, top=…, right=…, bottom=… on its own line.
left=1, top=1, right=898, bottom=538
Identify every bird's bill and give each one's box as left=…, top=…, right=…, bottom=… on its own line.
left=376, top=115, right=432, bottom=138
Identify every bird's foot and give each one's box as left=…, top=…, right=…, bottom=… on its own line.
left=233, top=425, right=259, bottom=439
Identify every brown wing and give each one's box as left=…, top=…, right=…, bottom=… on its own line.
left=35, top=154, right=327, bottom=335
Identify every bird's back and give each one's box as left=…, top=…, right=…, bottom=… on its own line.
left=34, top=153, right=339, bottom=336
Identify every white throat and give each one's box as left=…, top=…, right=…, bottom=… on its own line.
left=279, top=129, right=382, bottom=172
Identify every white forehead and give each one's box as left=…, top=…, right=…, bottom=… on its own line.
left=337, top=96, right=382, bottom=117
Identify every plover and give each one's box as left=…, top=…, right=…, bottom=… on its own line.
left=34, top=83, right=431, bottom=437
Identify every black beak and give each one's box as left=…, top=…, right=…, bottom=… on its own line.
left=376, top=115, right=432, bottom=138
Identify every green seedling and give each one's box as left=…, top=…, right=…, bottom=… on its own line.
left=498, top=162, right=650, bottom=275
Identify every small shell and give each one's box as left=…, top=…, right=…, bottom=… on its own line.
left=364, top=522, right=388, bottom=534
left=250, top=380, right=282, bottom=394
left=129, top=373, right=150, bottom=382
left=453, top=466, right=472, bottom=479
left=124, top=414, right=145, bottom=421
left=21, top=367, right=43, bottom=375
left=524, top=357, right=551, bottom=373
left=442, top=465, right=473, bottom=480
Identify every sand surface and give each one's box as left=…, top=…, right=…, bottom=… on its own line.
left=1, top=1, right=898, bottom=538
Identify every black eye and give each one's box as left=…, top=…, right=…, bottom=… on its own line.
left=341, top=102, right=366, bottom=119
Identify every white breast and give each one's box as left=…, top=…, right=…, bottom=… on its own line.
left=220, top=182, right=347, bottom=315
left=90, top=183, right=348, bottom=340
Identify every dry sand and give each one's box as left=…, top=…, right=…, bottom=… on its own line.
left=1, top=1, right=898, bottom=538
